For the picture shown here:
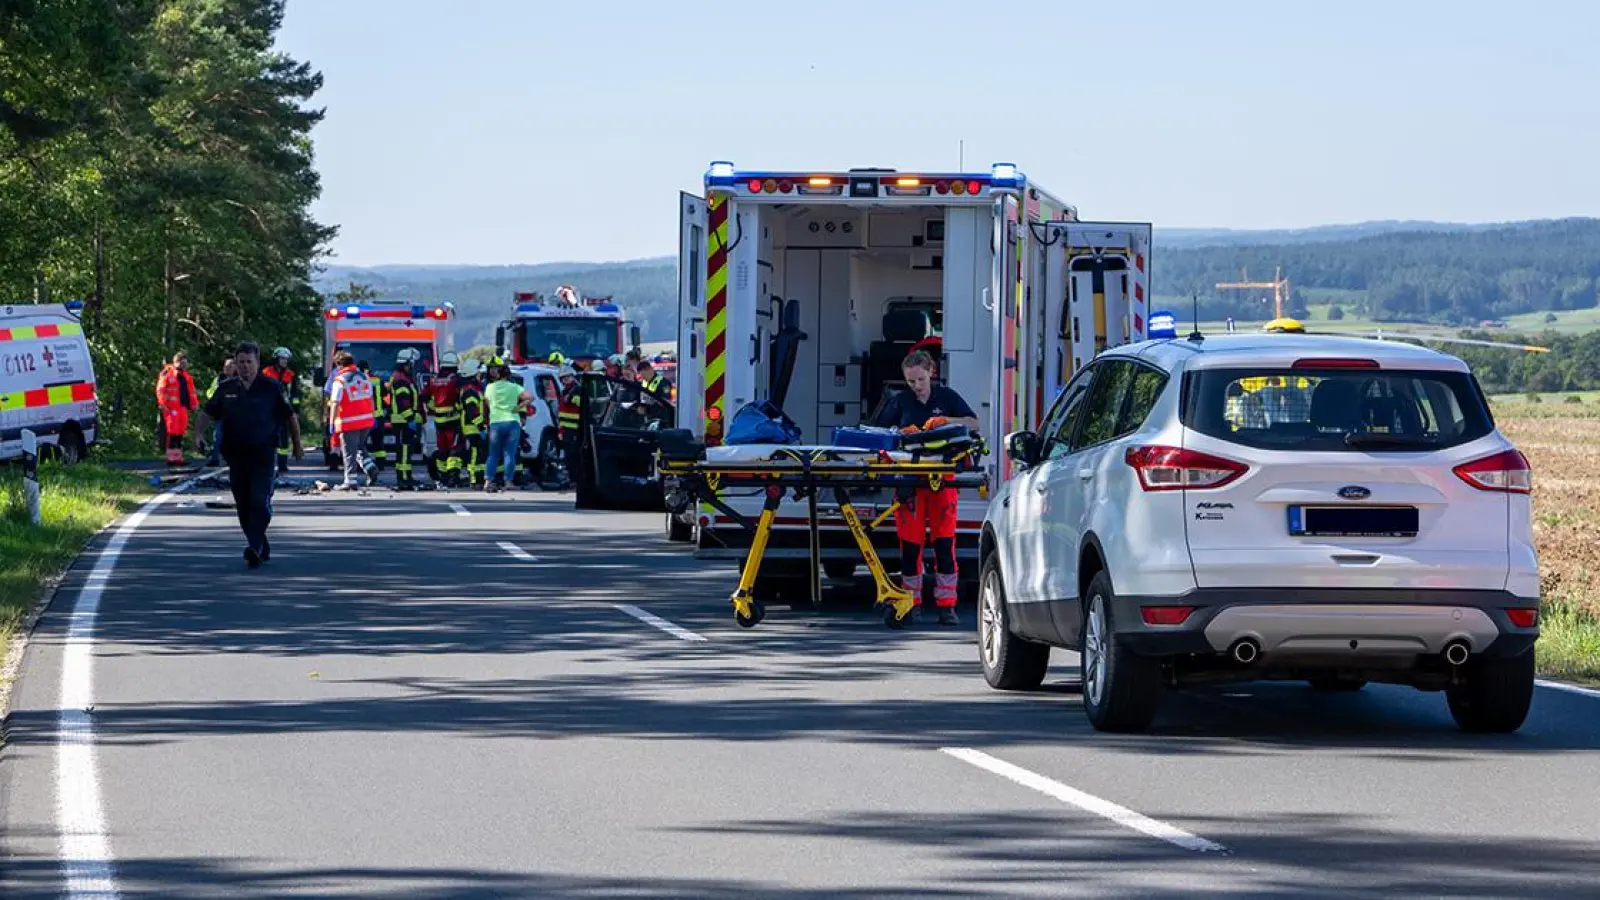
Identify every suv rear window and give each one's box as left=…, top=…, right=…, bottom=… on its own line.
left=1182, top=367, right=1493, bottom=452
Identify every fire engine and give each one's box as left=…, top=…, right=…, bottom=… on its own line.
left=670, top=161, right=1152, bottom=589
left=316, top=297, right=456, bottom=469
left=497, top=285, right=639, bottom=367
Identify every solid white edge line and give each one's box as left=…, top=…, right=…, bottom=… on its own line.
left=1536, top=678, right=1600, bottom=699
left=615, top=604, right=708, bottom=642
left=58, top=474, right=209, bottom=897
left=448, top=503, right=471, bottom=516
left=496, top=541, right=537, bottom=562
left=940, top=748, right=1228, bottom=854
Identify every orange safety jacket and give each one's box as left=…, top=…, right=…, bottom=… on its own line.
left=156, top=364, right=198, bottom=411
left=330, top=365, right=377, bottom=434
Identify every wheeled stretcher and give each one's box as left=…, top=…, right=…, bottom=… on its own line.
left=657, top=425, right=988, bottom=628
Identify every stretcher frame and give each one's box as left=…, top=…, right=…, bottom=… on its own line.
left=657, top=437, right=987, bottom=628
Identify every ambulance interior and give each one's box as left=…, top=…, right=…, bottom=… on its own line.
left=748, top=203, right=993, bottom=445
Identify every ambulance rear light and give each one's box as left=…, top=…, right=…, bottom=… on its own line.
left=932, top=178, right=987, bottom=196
left=424, top=307, right=450, bottom=320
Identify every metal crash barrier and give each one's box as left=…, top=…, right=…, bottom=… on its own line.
left=656, top=425, right=987, bottom=629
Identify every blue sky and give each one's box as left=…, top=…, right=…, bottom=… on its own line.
left=275, top=0, right=1600, bottom=267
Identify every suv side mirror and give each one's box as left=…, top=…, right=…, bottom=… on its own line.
left=1005, top=430, right=1040, bottom=468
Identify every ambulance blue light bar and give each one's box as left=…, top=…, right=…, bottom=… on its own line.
left=594, top=303, right=620, bottom=313
left=516, top=303, right=543, bottom=313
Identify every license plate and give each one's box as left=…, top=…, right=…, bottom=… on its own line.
left=1287, top=505, right=1419, bottom=538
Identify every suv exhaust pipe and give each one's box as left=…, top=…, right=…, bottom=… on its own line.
left=1443, top=640, right=1470, bottom=666
left=1230, top=638, right=1261, bottom=664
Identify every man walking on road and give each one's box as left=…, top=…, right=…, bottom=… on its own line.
left=198, top=342, right=302, bottom=568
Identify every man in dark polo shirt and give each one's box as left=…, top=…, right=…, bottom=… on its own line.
left=197, top=342, right=302, bottom=568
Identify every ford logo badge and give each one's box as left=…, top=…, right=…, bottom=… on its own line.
left=1337, top=485, right=1371, bottom=500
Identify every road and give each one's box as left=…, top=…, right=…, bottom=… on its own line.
left=3, top=470, right=1600, bottom=897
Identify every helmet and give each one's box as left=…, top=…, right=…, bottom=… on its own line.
left=459, top=358, right=481, bottom=378
left=440, top=350, right=460, bottom=368
left=396, top=347, right=422, bottom=365
left=547, top=351, right=566, bottom=365
left=272, top=346, right=291, bottom=360
left=488, top=355, right=507, bottom=368
left=607, top=353, right=625, bottom=366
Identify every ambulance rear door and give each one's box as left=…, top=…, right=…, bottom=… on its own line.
left=677, top=192, right=707, bottom=437
left=1040, top=221, right=1153, bottom=403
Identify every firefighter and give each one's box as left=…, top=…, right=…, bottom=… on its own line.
left=388, top=347, right=426, bottom=490
left=155, top=351, right=199, bottom=466
left=260, top=347, right=300, bottom=476
left=427, top=350, right=463, bottom=486
left=361, top=359, right=390, bottom=473
left=455, top=358, right=489, bottom=488
left=872, top=349, right=981, bottom=626
left=555, top=365, right=582, bottom=472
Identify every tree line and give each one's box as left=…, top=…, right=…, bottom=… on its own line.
left=1156, top=218, right=1600, bottom=324
left=1, top=0, right=331, bottom=446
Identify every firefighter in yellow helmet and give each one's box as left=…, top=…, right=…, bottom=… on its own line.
left=455, top=357, right=489, bottom=488
left=555, top=364, right=582, bottom=474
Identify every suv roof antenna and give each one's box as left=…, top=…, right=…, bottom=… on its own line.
left=1187, top=291, right=1204, bottom=343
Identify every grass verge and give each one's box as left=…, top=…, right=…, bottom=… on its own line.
left=1, top=462, right=154, bottom=650
left=1535, top=598, right=1600, bottom=686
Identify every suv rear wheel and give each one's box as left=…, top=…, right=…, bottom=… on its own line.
left=978, top=553, right=1049, bottom=690
left=1446, top=649, right=1536, bottom=733
left=1081, top=570, right=1163, bottom=733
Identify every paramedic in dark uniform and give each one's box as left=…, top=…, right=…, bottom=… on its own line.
left=872, top=349, right=980, bottom=625
left=198, top=342, right=303, bottom=568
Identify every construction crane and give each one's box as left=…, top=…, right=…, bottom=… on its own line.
left=1216, top=266, right=1291, bottom=320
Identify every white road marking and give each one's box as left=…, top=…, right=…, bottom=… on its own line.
left=1537, top=679, right=1600, bottom=700
left=615, top=604, right=708, bottom=642
left=940, top=748, right=1228, bottom=854
left=58, top=482, right=200, bottom=897
left=497, top=541, right=538, bottom=562
left=448, top=503, right=471, bottom=516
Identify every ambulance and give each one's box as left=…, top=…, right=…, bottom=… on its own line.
left=316, top=297, right=457, bottom=469
left=0, top=302, right=98, bottom=464
left=671, top=161, right=1152, bottom=588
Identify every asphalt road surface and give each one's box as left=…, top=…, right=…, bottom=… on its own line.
left=3, top=467, right=1600, bottom=898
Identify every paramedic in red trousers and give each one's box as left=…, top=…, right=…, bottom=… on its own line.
left=196, top=342, right=302, bottom=569
left=155, top=351, right=199, bottom=466
left=327, top=351, right=378, bottom=489
left=872, top=349, right=980, bottom=626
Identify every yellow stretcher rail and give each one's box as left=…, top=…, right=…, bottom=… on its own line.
left=656, top=432, right=987, bottom=629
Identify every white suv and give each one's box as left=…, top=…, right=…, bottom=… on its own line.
left=977, top=333, right=1540, bottom=734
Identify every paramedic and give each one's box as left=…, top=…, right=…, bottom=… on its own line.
left=327, top=351, right=378, bottom=489
left=156, top=351, right=199, bottom=466
left=872, top=350, right=980, bottom=626
left=198, top=342, right=302, bottom=568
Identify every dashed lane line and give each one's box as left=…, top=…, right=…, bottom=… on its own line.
left=497, top=541, right=538, bottom=562
left=448, top=503, right=471, bottom=516
left=940, top=747, right=1229, bottom=854
left=615, top=604, right=708, bottom=642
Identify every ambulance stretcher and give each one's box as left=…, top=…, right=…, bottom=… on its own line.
left=656, top=426, right=988, bottom=628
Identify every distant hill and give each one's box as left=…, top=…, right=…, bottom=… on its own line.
left=312, top=218, right=1600, bottom=344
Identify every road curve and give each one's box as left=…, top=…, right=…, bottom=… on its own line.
left=2, top=474, right=1598, bottom=898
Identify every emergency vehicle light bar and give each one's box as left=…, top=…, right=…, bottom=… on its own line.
left=324, top=305, right=451, bottom=320
left=706, top=161, right=1026, bottom=197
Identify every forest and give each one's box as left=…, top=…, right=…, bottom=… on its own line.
left=1, top=0, right=331, bottom=446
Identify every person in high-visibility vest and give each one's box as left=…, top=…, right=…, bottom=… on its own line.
left=360, top=359, right=389, bottom=474
left=260, top=347, right=299, bottom=476
left=427, top=350, right=463, bottom=486
left=635, top=360, right=671, bottom=402
left=155, top=351, right=199, bottom=466
left=484, top=356, right=533, bottom=493
left=455, top=358, right=489, bottom=488
left=388, top=347, right=426, bottom=490
left=327, top=351, right=378, bottom=489
left=555, top=365, right=582, bottom=468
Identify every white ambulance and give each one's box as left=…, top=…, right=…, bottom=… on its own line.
left=672, top=162, right=1152, bottom=590
left=0, top=302, right=99, bottom=464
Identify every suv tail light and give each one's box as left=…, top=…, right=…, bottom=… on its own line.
left=1505, top=608, right=1539, bottom=628
left=1125, top=445, right=1248, bottom=491
left=1453, top=449, right=1532, bottom=494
